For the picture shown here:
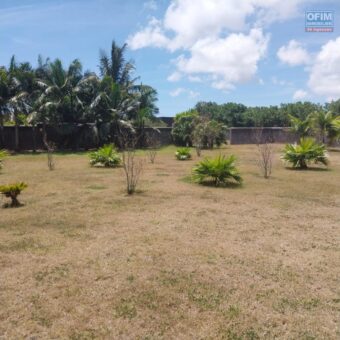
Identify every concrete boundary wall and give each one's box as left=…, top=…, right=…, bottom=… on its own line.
left=229, top=127, right=298, bottom=145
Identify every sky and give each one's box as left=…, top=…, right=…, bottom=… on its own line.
left=0, top=0, right=339, bottom=116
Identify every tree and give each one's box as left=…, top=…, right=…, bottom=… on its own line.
left=192, top=118, right=226, bottom=149
left=0, top=67, right=11, bottom=147
left=99, top=41, right=135, bottom=86
left=6, top=57, right=36, bottom=151
left=172, top=110, right=198, bottom=146
left=312, top=110, right=340, bottom=145
left=288, top=114, right=312, bottom=139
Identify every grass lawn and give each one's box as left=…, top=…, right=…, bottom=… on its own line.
left=0, top=145, right=339, bottom=339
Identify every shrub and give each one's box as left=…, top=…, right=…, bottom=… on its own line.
left=146, top=133, right=160, bottom=164
left=257, top=143, right=273, bottom=179
left=192, top=155, right=243, bottom=186
left=171, top=110, right=198, bottom=146
left=120, top=133, right=144, bottom=195
left=175, top=147, right=192, bottom=160
left=192, top=119, right=226, bottom=149
left=0, top=182, right=28, bottom=207
left=282, top=138, right=329, bottom=169
left=0, top=149, right=9, bottom=169
left=89, top=144, right=121, bottom=167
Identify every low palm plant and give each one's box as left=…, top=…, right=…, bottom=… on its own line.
left=89, top=144, right=121, bottom=167
left=282, top=138, right=329, bottom=169
left=0, top=182, right=28, bottom=207
left=192, top=155, right=243, bottom=186
left=0, top=149, right=8, bottom=169
left=175, top=147, right=191, bottom=160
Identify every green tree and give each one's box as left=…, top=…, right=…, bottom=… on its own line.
left=288, top=114, right=312, bottom=139
left=172, top=110, right=198, bottom=146
left=312, top=110, right=340, bottom=145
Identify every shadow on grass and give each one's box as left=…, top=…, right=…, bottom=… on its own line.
left=328, top=148, right=340, bottom=153
left=10, top=150, right=89, bottom=156
left=285, top=166, right=330, bottom=172
left=181, top=175, right=243, bottom=189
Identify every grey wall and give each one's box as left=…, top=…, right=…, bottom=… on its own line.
left=0, top=125, right=173, bottom=151
left=229, top=127, right=298, bottom=145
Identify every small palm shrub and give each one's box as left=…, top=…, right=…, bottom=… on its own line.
left=192, top=155, right=243, bottom=186
left=0, top=182, right=28, bottom=207
left=89, top=144, right=121, bottom=167
left=282, top=138, right=329, bottom=169
left=0, top=149, right=9, bottom=169
left=175, top=147, right=192, bottom=160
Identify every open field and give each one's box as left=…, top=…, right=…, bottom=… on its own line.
left=0, top=145, right=339, bottom=339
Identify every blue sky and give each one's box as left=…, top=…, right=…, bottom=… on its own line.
left=0, top=0, right=339, bottom=116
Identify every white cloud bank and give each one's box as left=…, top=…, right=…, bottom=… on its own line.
left=277, top=40, right=310, bottom=66
left=128, top=0, right=308, bottom=90
left=293, top=89, right=308, bottom=101
left=170, top=87, right=200, bottom=99
left=308, top=37, right=340, bottom=101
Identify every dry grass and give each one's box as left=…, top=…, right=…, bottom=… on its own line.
left=0, top=145, right=339, bottom=339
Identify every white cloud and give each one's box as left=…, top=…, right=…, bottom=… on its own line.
left=271, top=76, right=293, bottom=87
left=308, top=37, right=340, bottom=100
left=169, top=87, right=200, bottom=99
left=170, top=87, right=185, bottom=97
left=188, top=90, right=200, bottom=98
left=293, top=89, right=308, bottom=101
left=176, top=28, right=269, bottom=90
left=128, top=0, right=309, bottom=91
left=277, top=40, right=310, bottom=66
left=188, top=75, right=202, bottom=83
left=167, top=71, right=182, bottom=82
left=143, top=0, right=158, bottom=11
left=127, top=18, right=170, bottom=50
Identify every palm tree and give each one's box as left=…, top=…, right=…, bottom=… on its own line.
left=288, top=114, right=312, bottom=140
left=312, top=110, right=340, bottom=145
left=85, top=75, right=140, bottom=146
left=0, top=67, right=11, bottom=147
left=6, top=56, right=35, bottom=151
left=30, top=58, right=87, bottom=149
left=99, top=41, right=136, bottom=86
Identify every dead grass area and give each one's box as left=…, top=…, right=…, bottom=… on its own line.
left=0, top=145, right=339, bottom=339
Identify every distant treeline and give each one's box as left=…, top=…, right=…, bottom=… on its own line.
left=191, top=100, right=340, bottom=127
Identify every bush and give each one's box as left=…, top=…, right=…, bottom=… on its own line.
left=192, top=119, right=226, bottom=149
left=282, top=138, right=329, bottom=169
left=0, top=182, right=28, bottom=207
left=192, top=155, right=243, bottom=186
left=175, top=147, right=192, bottom=160
left=89, top=144, right=121, bottom=167
left=171, top=110, right=198, bottom=146
left=0, top=150, right=9, bottom=169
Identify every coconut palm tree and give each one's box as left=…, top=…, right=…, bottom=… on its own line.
left=0, top=67, right=11, bottom=147
left=99, top=40, right=136, bottom=86
left=6, top=56, right=36, bottom=151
